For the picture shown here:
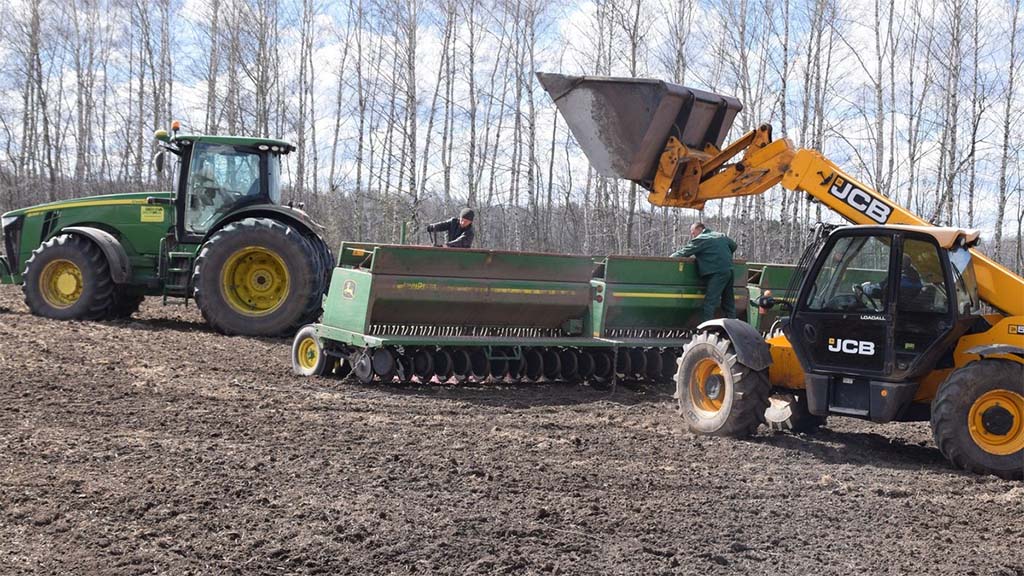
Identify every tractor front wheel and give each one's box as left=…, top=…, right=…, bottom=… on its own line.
left=931, top=359, right=1024, bottom=480
left=23, top=234, right=116, bottom=321
left=676, top=331, right=770, bottom=437
left=192, top=218, right=323, bottom=336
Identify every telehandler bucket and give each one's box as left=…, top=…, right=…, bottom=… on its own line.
left=537, top=72, right=742, bottom=186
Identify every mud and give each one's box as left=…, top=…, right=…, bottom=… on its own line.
left=0, top=285, right=1021, bottom=575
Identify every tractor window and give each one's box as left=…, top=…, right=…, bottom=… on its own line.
left=268, top=155, right=282, bottom=205
left=186, top=143, right=262, bottom=234
left=806, top=235, right=891, bottom=312
left=897, top=238, right=949, bottom=313
left=949, top=246, right=980, bottom=316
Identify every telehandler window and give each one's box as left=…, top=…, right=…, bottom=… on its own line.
left=948, top=246, right=980, bottom=316
left=806, top=235, right=891, bottom=312
left=898, top=238, right=948, bottom=313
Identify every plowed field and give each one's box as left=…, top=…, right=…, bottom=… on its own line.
left=0, top=286, right=1021, bottom=575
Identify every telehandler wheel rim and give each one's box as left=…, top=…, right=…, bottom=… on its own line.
left=690, top=357, right=726, bottom=413
left=40, top=259, right=84, bottom=309
left=296, top=336, right=321, bottom=371
left=968, top=389, right=1024, bottom=456
left=222, top=246, right=291, bottom=317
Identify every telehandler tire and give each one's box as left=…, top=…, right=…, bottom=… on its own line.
left=676, top=331, right=770, bottom=437
left=193, top=218, right=323, bottom=336
left=931, top=359, right=1024, bottom=480
left=23, top=234, right=116, bottom=321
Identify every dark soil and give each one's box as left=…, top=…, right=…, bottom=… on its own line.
left=0, top=285, right=1021, bottom=575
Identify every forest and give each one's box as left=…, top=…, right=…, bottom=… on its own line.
left=0, top=0, right=1021, bottom=269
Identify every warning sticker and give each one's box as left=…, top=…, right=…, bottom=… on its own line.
left=140, top=206, right=165, bottom=222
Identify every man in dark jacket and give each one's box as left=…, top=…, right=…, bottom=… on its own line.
left=426, top=208, right=475, bottom=248
left=671, top=222, right=738, bottom=321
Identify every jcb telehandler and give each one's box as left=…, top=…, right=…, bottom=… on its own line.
left=540, top=73, right=1024, bottom=478
left=0, top=124, right=333, bottom=336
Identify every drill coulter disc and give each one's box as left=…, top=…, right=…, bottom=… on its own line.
left=577, top=351, right=596, bottom=380
left=372, top=348, right=397, bottom=382
left=592, top=351, right=615, bottom=383
left=644, top=349, right=664, bottom=381
left=542, top=349, right=562, bottom=381
left=628, top=349, right=647, bottom=379
left=660, top=350, right=679, bottom=381
left=489, top=348, right=510, bottom=381
left=469, top=349, right=490, bottom=381
left=450, top=349, right=472, bottom=383
left=353, top=351, right=374, bottom=384
left=522, top=348, right=544, bottom=382
left=615, top=349, right=632, bottom=380
left=559, top=349, right=580, bottom=381
left=411, top=348, right=434, bottom=380
left=432, top=349, right=454, bottom=383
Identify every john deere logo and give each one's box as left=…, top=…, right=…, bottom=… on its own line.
left=342, top=280, right=356, bottom=300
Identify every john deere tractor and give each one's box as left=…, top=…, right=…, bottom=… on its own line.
left=0, top=125, right=333, bottom=337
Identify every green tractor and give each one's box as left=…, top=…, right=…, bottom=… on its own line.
left=0, top=126, right=333, bottom=337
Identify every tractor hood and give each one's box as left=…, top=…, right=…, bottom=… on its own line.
left=2, top=191, right=174, bottom=220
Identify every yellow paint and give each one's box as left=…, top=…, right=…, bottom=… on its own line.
left=968, top=389, right=1024, bottom=456
left=954, top=316, right=1024, bottom=369
left=40, top=259, right=83, bottom=308
left=766, top=334, right=805, bottom=390
left=394, top=281, right=575, bottom=297
left=140, top=206, right=165, bottom=222
left=644, top=124, right=1024, bottom=317
left=612, top=292, right=704, bottom=299
left=690, top=357, right=725, bottom=413
left=221, top=246, right=291, bottom=316
left=296, top=336, right=321, bottom=371
left=25, top=198, right=148, bottom=216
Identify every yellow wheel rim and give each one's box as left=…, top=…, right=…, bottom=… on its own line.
left=690, top=357, right=726, bottom=413
left=221, top=246, right=290, bottom=316
left=296, top=336, right=320, bottom=371
left=39, top=259, right=84, bottom=309
left=968, top=389, right=1024, bottom=456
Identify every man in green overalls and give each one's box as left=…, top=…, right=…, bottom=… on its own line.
left=671, top=222, right=738, bottom=321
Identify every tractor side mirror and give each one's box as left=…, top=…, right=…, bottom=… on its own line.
left=153, top=150, right=166, bottom=174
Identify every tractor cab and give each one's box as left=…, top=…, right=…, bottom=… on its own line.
left=154, top=128, right=294, bottom=243
left=784, top=225, right=982, bottom=422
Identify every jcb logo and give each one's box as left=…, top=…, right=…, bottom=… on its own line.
left=829, top=178, right=892, bottom=224
left=828, top=337, right=876, bottom=356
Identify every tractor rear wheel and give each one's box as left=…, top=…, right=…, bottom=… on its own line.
left=931, top=359, right=1024, bottom=480
left=23, top=234, right=115, bottom=321
left=193, top=218, right=324, bottom=336
left=676, top=331, right=770, bottom=437
left=108, top=285, right=146, bottom=319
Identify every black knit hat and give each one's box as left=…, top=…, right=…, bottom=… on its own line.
left=460, top=208, right=475, bottom=221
